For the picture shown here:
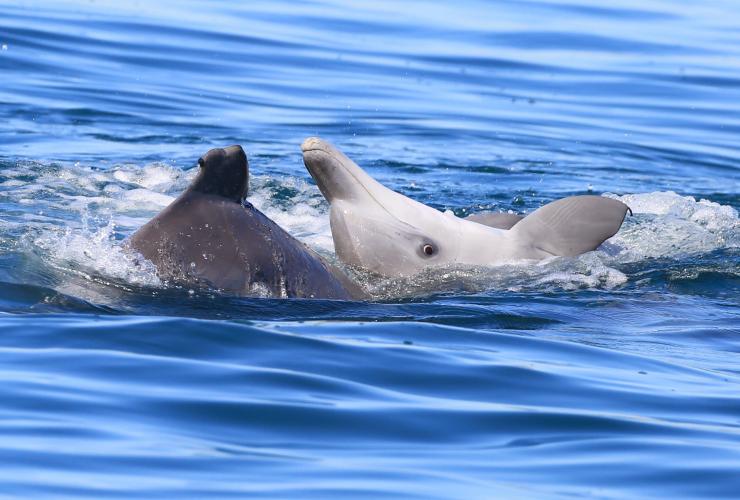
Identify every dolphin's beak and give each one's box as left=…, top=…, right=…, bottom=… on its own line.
left=301, top=137, right=375, bottom=204
left=301, top=136, right=435, bottom=223
left=301, top=136, right=332, bottom=154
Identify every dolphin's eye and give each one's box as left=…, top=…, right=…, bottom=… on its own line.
left=422, top=244, right=435, bottom=256
left=198, top=158, right=205, bottom=168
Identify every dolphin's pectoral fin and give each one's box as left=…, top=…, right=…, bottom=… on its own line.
left=510, top=195, right=630, bottom=256
left=465, top=212, right=524, bottom=230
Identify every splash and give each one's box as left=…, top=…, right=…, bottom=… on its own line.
left=605, top=191, right=739, bottom=262
left=3, top=157, right=738, bottom=299
left=2, top=159, right=183, bottom=291
left=364, top=253, right=629, bottom=299
left=31, top=214, right=161, bottom=288
left=248, top=174, right=335, bottom=255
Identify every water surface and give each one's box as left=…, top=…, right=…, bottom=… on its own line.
left=1, top=0, right=739, bottom=497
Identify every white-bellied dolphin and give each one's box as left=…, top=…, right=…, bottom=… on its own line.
left=127, top=145, right=364, bottom=300
left=301, top=137, right=630, bottom=278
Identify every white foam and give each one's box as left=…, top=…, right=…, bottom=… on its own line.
left=365, top=253, right=629, bottom=299
left=31, top=216, right=161, bottom=288
left=4, top=156, right=738, bottom=298
left=121, top=188, right=175, bottom=209
left=2, top=159, right=182, bottom=290
left=248, top=175, right=335, bottom=255
left=0, top=179, right=25, bottom=188
left=604, top=191, right=739, bottom=262
left=112, top=163, right=189, bottom=192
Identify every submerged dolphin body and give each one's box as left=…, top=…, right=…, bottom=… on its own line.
left=128, top=145, right=364, bottom=300
left=301, top=137, right=630, bottom=277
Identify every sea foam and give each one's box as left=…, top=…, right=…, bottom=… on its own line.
left=4, top=159, right=738, bottom=298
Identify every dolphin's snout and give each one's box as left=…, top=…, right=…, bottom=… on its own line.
left=302, top=137, right=389, bottom=205
left=302, top=137, right=372, bottom=204
left=302, top=139, right=347, bottom=202
left=301, top=137, right=332, bottom=154
left=224, top=144, right=244, bottom=153
left=223, top=145, right=246, bottom=160
left=203, top=145, right=245, bottom=164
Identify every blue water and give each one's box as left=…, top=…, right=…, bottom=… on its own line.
left=1, top=0, right=739, bottom=497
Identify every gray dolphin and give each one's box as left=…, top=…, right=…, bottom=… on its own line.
left=128, top=145, right=364, bottom=300
left=301, top=137, right=630, bottom=278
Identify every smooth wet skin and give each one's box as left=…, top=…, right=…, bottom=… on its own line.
left=128, top=145, right=364, bottom=299
left=302, top=137, right=630, bottom=277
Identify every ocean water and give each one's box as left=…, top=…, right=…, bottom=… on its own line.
left=1, top=0, right=739, bottom=497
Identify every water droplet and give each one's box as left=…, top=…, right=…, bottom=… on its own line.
left=1, top=44, right=7, bottom=51
left=188, top=289, right=195, bottom=295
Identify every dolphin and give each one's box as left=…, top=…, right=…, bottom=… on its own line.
left=301, top=137, right=630, bottom=278
left=127, top=145, right=364, bottom=300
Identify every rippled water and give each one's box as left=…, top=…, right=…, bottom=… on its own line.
left=1, top=0, right=739, bottom=497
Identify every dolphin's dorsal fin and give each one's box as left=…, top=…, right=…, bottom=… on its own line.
left=466, top=212, right=524, bottom=230
left=510, top=195, right=630, bottom=256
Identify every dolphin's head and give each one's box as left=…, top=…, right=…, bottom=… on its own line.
left=302, top=137, right=462, bottom=277
left=192, top=145, right=249, bottom=203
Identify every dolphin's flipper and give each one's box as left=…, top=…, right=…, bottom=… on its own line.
left=466, top=212, right=524, bottom=230
left=510, top=195, right=630, bottom=256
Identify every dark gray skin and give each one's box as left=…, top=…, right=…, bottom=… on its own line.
left=127, top=145, right=365, bottom=300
